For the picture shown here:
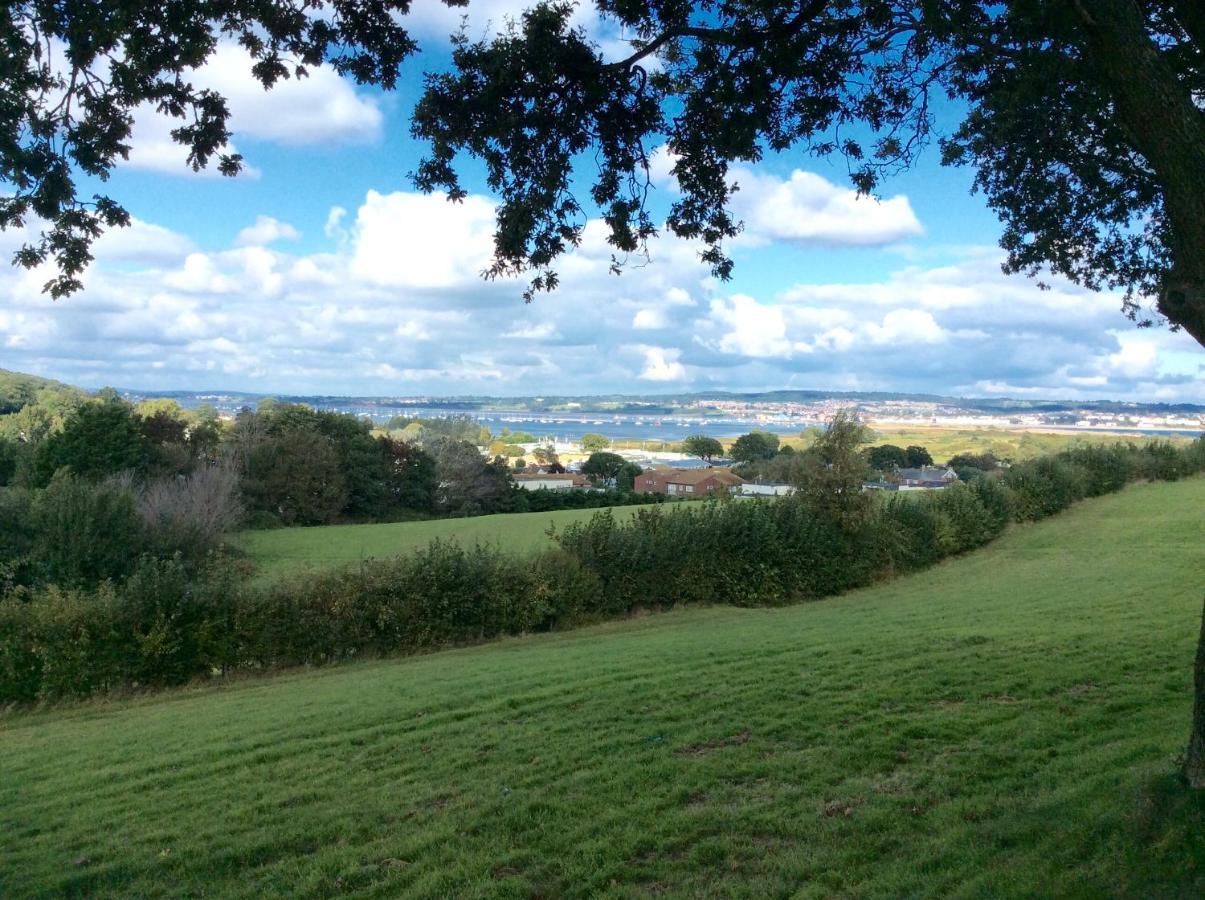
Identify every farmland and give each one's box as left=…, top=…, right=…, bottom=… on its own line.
left=233, top=505, right=645, bottom=584
left=4, top=478, right=1203, bottom=897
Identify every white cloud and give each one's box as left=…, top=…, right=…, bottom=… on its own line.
left=708, top=294, right=792, bottom=357
left=4, top=191, right=1201, bottom=403
left=349, top=190, right=498, bottom=289
left=864, top=309, right=946, bottom=345
left=123, top=44, right=381, bottom=177
left=732, top=167, right=922, bottom=247
left=92, top=219, right=196, bottom=264
left=632, top=308, right=667, bottom=330
left=236, top=216, right=301, bottom=247
left=637, top=346, right=687, bottom=382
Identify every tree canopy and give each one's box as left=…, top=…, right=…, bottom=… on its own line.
left=6, top=1, right=1201, bottom=344
left=729, top=431, right=781, bottom=464
left=681, top=434, right=724, bottom=461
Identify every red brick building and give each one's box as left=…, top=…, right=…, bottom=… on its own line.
left=633, top=467, right=744, bottom=497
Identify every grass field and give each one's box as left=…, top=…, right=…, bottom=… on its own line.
left=786, top=425, right=1193, bottom=462
left=233, top=506, right=645, bottom=584
left=4, top=479, right=1204, bottom=897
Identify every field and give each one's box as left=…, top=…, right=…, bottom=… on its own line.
left=3, top=479, right=1204, bottom=897
left=792, top=425, right=1192, bottom=462
left=233, top=506, right=644, bottom=584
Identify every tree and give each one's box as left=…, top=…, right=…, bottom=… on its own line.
left=580, top=433, right=610, bottom=452
left=616, top=462, right=643, bottom=493
left=904, top=446, right=934, bottom=468
left=429, top=438, right=514, bottom=516
left=0, top=436, right=17, bottom=486
left=34, top=400, right=149, bottom=484
left=377, top=436, right=437, bottom=515
left=947, top=451, right=1001, bottom=481
left=10, top=3, right=1202, bottom=340
left=581, top=451, right=626, bottom=485
left=532, top=445, right=560, bottom=469
left=864, top=444, right=908, bottom=472
left=796, top=411, right=873, bottom=532
left=681, top=435, right=724, bottom=462
left=730, top=431, right=781, bottom=465
left=240, top=428, right=347, bottom=526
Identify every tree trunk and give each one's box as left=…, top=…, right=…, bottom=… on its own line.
left=1068, top=1, right=1205, bottom=789
left=1187, top=597, right=1205, bottom=789
left=1070, top=0, right=1205, bottom=346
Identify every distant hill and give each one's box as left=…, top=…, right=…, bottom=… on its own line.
left=0, top=369, right=88, bottom=415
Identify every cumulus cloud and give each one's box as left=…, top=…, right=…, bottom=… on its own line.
left=731, top=167, right=923, bottom=247
left=92, top=219, right=197, bottom=265
left=349, top=190, right=499, bottom=289
left=123, top=44, right=381, bottom=177
left=236, top=216, right=302, bottom=248
left=637, top=346, right=687, bottom=382
left=3, top=187, right=1201, bottom=402
left=645, top=147, right=921, bottom=248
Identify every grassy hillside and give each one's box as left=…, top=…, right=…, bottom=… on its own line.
left=4, top=479, right=1204, bottom=898
left=233, top=505, right=646, bottom=584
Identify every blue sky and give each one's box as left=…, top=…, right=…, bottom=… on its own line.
left=2, top=1, right=1202, bottom=402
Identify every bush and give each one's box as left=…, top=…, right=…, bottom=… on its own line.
left=0, top=558, right=247, bottom=701
left=1004, top=456, right=1088, bottom=521
left=30, top=471, right=148, bottom=587
left=2, top=439, right=1200, bottom=704
left=136, top=463, right=243, bottom=562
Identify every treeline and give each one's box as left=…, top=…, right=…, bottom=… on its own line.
left=2, top=426, right=1200, bottom=703
left=0, top=393, right=668, bottom=596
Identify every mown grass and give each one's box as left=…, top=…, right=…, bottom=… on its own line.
left=232, top=505, right=645, bottom=584
left=3, top=479, right=1204, bottom=898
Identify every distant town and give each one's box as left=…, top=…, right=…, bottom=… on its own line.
left=127, top=388, right=1204, bottom=440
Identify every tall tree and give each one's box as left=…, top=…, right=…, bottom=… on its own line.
left=730, top=431, right=781, bottom=464
left=681, top=434, right=724, bottom=462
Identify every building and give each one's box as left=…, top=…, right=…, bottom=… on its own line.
left=864, top=466, right=960, bottom=492
left=634, top=467, right=744, bottom=497
left=895, top=466, right=960, bottom=487
left=514, top=472, right=592, bottom=491
left=738, top=482, right=795, bottom=497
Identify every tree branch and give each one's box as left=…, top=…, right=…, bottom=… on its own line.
left=604, top=0, right=828, bottom=72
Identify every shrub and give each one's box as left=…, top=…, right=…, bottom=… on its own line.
left=30, top=471, right=148, bottom=587
left=1004, top=457, right=1088, bottom=521
left=0, top=488, right=36, bottom=592
left=2, top=439, right=1198, bottom=704
left=1131, top=440, right=1186, bottom=482
left=137, top=463, right=243, bottom=562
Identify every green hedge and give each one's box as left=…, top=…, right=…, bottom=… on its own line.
left=1, top=439, right=1201, bottom=703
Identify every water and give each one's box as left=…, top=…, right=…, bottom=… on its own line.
left=173, top=397, right=1201, bottom=442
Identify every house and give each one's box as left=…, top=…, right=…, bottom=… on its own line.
left=738, top=482, right=795, bottom=498
left=864, top=466, right=960, bottom=492
left=514, top=472, right=592, bottom=491
left=895, top=466, right=960, bottom=487
left=634, top=467, right=744, bottom=497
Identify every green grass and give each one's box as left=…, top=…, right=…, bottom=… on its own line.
left=4, top=479, right=1205, bottom=898
left=232, top=506, right=645, bottom=584
left=782, top=425, right=1192, bottom=462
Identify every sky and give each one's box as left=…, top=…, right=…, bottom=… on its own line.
left=1, top=0, right=1202, bottom=403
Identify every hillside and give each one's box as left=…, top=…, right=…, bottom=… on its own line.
left=3, top=479, right=1204, bottom=897
left=0, top=368, right=87, bottom=415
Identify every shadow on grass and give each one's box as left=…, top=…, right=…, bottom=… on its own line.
left=1122, top=772, right=1205, bottom=897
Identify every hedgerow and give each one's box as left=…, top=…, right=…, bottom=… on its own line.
left=1, top=439, right=1201, bottom=703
